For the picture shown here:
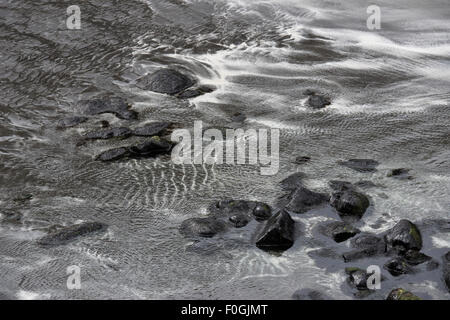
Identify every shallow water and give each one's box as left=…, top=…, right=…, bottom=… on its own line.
left=0, top=0, right=449, bottom=299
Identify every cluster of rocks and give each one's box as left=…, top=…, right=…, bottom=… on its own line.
left=56, top=68, right=216, bottom=161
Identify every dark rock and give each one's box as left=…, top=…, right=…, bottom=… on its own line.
left=329, top=180, right=354, bottom=191
left=82, top=97, right=137, bottom=120
left=132, top=122, right=170, bottom=137
left=307, top=94, right=331, bottom=109
left=294, top=156, right=311, bottom=165
left=97, top=120, right=110, bottom=128
left=1, top=211, right=22, bottom=223
left=345, top=267, right=371, bottom=290
left=387, top=168, right=412, bottom=179
left=330, top=188, right=369, bottom=220
left=384, top=257, right=414, bottom=276
left=255, top=210, right=295, bottom=251
left=84, top=127, right=132, bottom=140
left=37, top=222, right=107, bottom=246
left=179, top=217, right=227, bottom=238
left=280, top=172, right=306, bottom=191
left=426, top=259, right=439, bottom=271
left=386, top=288, right=421, bottom=300
left=96, top=147, right=129, bottom=162
left=354, top=180, right=377, bottom=188
left=177, top=89, right=204, bottom=99
left=13, top=193, right=33, bottom=203
left=384, top=219, right=422, bottom=253
left=284, top=187, right=329, bottom=214
left=443, top=251, right=450, bottom=292
left=229, top=213, right=251, bottom=228
left=230, top=112, right=246, bottom=123
left=343, top=234, right=386, bottom=262
left=402, top=250, right=432, bottom=266
left=292, top=288, right=331, bottom=300
left=129, top=136, right=173, bottom=157
left=57, top=116, right=88, bottom=129
left=137, top=68, right=195, bottom=95
left=338, top=159, right=379, bottom=172
left=252, top=203, right=272, bottom=221
left=320, top=221, right=360, bottom=243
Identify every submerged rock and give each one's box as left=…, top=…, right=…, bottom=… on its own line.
left=384, top=257, right=415, bottom=276
left=57, top=116, right=88, bottom=129
left=330, top=188, right=369, bottom=221
left=179, top=217, right=227, bottom=238
left=96, top=147, right=129, bottom=162
left=137, top=68, right=195, bottom=95
left=84, top=127, right=132, bottom=140
left=443, top=251, right=450, bottom=292
left=402, top=249, right=432, bottom=266
left=132, top=122, right=170, bottom=137
left=280, top=172, right=306, bottom=191
left=384, top=219, right=422, bottom=253
left=228, top=213, right=251, bottom=228
left=255, top=210, right=295, bottom=251
left=343, top=234, right=386, bottom=262
left=354, top=180, right=377, bottom=188
left=306, top=94, right=331, bottom=109
left=292, top=288, right=332, bottom=300
left=209, top=199, right=256, bottom=216
left=329, top=180, right=354, bottom=191
left=293, top=156, right=311, bottom=165
left=82, top=97, right=137, bottom=120
left=320, top=221, right=360, bottom=243
left=129, top=136, right=173, bottom=157
left=386, top=288, right=421, bottom=300
left=387, top=168, right=413, bottom=180
left=37, top=222, right=107, bottom=246
left=338, top=159, right=379, bottom=172
left=284, top=187, right=329, bottom=214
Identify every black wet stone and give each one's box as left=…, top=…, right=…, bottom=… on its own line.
left=320, top=221, right=360, bottom=243
left=255, top=210, right=295, bottom=251
left=343, top=234, right=386, bottom=262
left=402, top=249, right=432, bottom=265
left=383, top=257, right=414, bottom=276
left=177, top=89, right=204, bottom=99
left=338, top=159, right=379, bottom=172
left=345, top=268, right=371, bottom=290
left=82, top=97, right=137, bottom=120
left=37, top=222, right=107, bottom=247
left=229, top=213, right=251, bottom=228
left=384, top=219, right=422, bottom=253
left=129, top=136, right=173, bottom=157
left=132, top=122, right=170, bottom=137
left=386, top=288, right=421, bottom=300
left=330, top=188, right=369, bottom=220
left=230, top=112, right=246, bottom=123
left=293, top=156, right=311, bottom=165
left=96, top=147, right=129, bottom=162
left=84, top=127, right=132, bottom=140
left=57, top=116, right=88, bottom=129
left=179, top=217, right=227, bottom=238
left=306, top=94, right=331, bottom=109
left=329, top=180, right=354, bottom=191
left=137, top=68, right=195, bottom=95
left=252, top=203, right=272, bottom=221
left=387, top=168, right=412, bottom=179
left=284, top=187, right=329, bottom=214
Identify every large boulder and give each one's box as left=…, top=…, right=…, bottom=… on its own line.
left=255, top=210, right=295, bottom=251
left=179, top=217, right=227, bottom=238
left=37, top=222, right=107, bottom=246
left=137, top=68, right=195, bottom=95
left=386, top=288, right=421, bottom=300
left=384, top=219, right=422, bottom=253
left=402, top=249, right=432, bottom=266
left=128, top=136, right=173, bottom=157
left=330, top=188, right=369, bottom=220
left=383, top=257, right=415, bottom=276
left=338, top=159, right=379, bottom=172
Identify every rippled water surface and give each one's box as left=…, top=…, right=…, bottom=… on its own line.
left=0, top=0, right=449, bottom=299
